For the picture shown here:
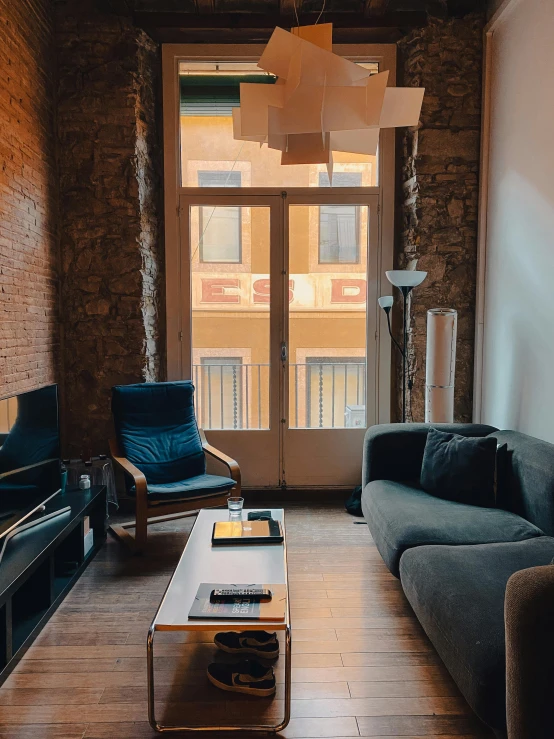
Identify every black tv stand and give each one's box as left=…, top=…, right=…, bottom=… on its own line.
left=0, top=485, right=106, bottom=679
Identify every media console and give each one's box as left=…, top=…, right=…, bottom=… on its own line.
left=0, top=484, right=106, bottom=678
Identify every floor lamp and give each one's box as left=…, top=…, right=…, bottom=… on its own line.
left=378, top=270, right=427, bottom=423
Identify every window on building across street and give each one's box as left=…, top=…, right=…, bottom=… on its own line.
left=318, top=172, right=362, bottom=264
left=306, top=356, right=366, bottom=429
left=198, top=171, right=242, bottom=263
left=199, top=356, right=243, bottom=430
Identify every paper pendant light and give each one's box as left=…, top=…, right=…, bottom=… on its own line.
left=233, top=22, right=425, bottom=176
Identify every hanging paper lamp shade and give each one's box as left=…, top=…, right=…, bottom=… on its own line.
left=233, top=22, right=425, bottom=180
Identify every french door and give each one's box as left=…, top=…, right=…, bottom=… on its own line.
left=178, top=191, right=380, bottom=489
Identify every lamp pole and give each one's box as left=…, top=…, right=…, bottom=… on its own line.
left=379, top=270, right=427, bottom=424
left=401, top=287, right=410, bottom=424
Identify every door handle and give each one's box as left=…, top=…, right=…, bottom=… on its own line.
left=281, top=342, right=287, bottom=363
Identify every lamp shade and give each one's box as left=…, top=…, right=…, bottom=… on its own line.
left=386, top=270, right=427, bottom=288
left=378, top=296, right=394, bottom=310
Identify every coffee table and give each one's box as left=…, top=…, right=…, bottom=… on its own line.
left=147, top=508, right=291, bottom=733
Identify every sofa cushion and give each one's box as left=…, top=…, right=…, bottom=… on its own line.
left=361, top=480, right=544, bottom=577
left=420, top=427, right=498, bottom=507
left=399, top=537, right=554, bottom=733
left=129, top=473, right=235, bottom=502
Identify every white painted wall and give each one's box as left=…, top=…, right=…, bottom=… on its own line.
left=479, top=0, right=554, bottom=442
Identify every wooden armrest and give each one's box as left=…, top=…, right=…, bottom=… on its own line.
left=199, top=429, right=241, bottom=488
left=109, top=438, right=148, bottom=497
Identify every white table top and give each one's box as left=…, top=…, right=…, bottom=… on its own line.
left=153, top=509, right=288, bottom=632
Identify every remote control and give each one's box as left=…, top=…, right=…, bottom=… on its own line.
left=210, top=588, right=272, bottom=603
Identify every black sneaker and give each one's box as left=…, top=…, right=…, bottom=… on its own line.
left=214, top=631, right=279, bottom=660
left=207, top=659, right=276, bottom=697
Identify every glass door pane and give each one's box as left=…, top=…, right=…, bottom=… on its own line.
left=288, top=204, right=368, bottom=430
left=283, top=197, right=377, bottom=488
left=179, top=61, right=379, bottom=189
left=190, top=205, right=271, bottom=431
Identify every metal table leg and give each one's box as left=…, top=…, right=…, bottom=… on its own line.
left=274, top=624, right=292, bottom=733
left=147, top=624, right=159, bottom=731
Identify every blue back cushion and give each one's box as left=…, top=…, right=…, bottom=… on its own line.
left=112, top=382, right=205, bottom=484
left=491, top=430, right=554, bottom=536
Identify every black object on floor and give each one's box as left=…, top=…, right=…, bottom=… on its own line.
left=214, top=630, right=279, bottom=659
left=207, top=659, right=276, bottom=696
left=345, top=485, right=363, bottom=516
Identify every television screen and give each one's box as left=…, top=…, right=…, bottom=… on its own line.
left=0, top=385, right=61, bottom=539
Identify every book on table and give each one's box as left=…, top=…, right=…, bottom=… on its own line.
left=211, top=519, right=284, bottom=545
left=188, top=583, right=287, bottom=621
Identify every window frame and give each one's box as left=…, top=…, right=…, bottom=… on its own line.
left=163, top=43, right=397, bottom=427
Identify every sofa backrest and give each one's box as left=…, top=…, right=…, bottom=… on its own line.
left=491, top=430, right=554, bottom=536
left=362, top=423, right=498, bottom=489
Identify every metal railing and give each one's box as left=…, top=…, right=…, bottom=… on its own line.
left=193, top=362, right=366, bottom=430
left=291, top=362, right=366, bottom=429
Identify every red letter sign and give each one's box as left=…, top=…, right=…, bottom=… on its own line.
left=201, top=278, right=240, bottom=304
left=331, top=279, right=366, bottom=303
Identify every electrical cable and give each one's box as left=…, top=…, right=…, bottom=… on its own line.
left=292, top=0, right=300, bottom=28
left=315, top=0, right=327, bottom=25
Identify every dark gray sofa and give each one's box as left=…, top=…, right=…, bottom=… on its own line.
left=361, top=423, right=554, bottom=738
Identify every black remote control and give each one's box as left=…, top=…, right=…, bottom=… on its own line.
left=210, top=588, right=272, bottom=603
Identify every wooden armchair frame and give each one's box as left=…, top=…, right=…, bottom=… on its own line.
left=109, top=429, right=241, bottom=553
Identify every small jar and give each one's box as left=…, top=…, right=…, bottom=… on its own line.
left=79, top=475, right=91, bottom=490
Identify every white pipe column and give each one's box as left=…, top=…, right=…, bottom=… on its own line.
left=425, top=309, right=457, bottom=423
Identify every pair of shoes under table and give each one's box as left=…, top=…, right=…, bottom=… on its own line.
left=207, top=631, right=279, bottom=697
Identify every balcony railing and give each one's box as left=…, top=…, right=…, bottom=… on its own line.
left=193, top=362, right=366, bottom=431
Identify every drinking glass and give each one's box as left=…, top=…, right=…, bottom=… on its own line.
left=227, top=496, right=244, bottom=519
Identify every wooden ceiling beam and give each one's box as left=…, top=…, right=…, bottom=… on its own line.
left=133, top=10, right=427, bottom=32
left=364, top=0, right=390, bottom=18
left=139, top=26, right=411, bottom=44
left=279, top=0, right=300, bottom=19
left=195, top=0, right=216, bottom=12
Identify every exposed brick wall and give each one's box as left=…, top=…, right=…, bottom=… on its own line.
left=396, top=13, right=484, bottom=422
left=55, top=3, right=163, bottom=456
left=0, top=0, right=60, bottom=396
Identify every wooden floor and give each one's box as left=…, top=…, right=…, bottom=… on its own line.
left=0, top=503, right=494, bottom=738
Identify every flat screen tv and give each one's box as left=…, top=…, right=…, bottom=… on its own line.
left=0, top=385, right=61, bottom=541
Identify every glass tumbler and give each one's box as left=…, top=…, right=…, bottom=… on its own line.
left=227, top=496, right=244, bottom=519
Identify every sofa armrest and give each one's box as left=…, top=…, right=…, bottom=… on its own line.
left=505, top=564, right=554, bottom=739
left=362, top=422, right=498, bottom=489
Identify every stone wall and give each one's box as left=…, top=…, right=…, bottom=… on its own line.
left=55, top=2, right=163, bottom=455
left=396, top=13, right=484, bottom=422
left=0, top=0, right=59, bottom=395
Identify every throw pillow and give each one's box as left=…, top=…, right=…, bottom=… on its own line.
left=494, top=442, right=510, bottom=509
left=420, top=427, right=498, bottom=507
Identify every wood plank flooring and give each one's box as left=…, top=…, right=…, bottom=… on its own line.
left=0, top=503, right=494, bottom=738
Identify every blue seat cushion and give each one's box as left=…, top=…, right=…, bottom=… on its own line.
left=399, top=537, right=554, bottom=733
left=362, top=480, right=544, bottom=577
left=130, top=473, right=235, bottom=502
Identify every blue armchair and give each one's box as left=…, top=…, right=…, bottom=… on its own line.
left=109, top=381, right=240, bottom=552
